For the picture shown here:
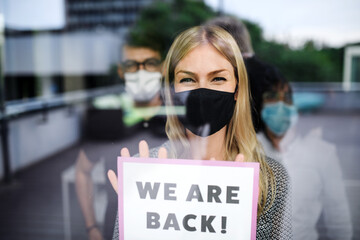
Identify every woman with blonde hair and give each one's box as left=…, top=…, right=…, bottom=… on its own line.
left=110, top=25, right=292, bottom=239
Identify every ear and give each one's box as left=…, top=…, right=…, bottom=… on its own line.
left=117, top=64, right=124, bottom=79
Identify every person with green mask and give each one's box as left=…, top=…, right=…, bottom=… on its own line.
left=207, top=15, right=352, bottom=240
left=255, top=67, right=352, bottom=240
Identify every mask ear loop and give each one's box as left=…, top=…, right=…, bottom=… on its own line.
left=226, top=81, right=239, bottom=138
left=234, top=66, right=239, bottom=94
left=234, top=81, right=239, bottom=101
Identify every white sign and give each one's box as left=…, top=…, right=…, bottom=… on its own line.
left=117, top=157, right=259, bottom=240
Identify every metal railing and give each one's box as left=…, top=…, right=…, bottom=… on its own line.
left=0, top=84, right=125, bottom=183
left=0, top=84, right=125, bottom=120
left=292, top=82, right=360, bottom=92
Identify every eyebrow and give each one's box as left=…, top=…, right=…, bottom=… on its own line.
left=208, top=69, right=228, bottom=76
left=175, top=70, right=196, bottom=76
left=175, top=69, right=228, bottom=76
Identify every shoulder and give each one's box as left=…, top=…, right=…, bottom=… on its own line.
left=266, top=156, right=288, bottom=175
left=266, top=156, right=291, bottom=195
left=257, top=157, right=292, bottom=239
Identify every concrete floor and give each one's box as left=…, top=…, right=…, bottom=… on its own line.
left=0, top=111, right=359, bottom=240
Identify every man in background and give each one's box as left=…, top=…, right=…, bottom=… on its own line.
left=75, top=36, right=167, bottom=240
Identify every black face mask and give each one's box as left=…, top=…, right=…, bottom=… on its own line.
left=173, top=88, right=236, bottom=137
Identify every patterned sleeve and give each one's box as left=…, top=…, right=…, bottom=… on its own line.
left=257, top=158, right=292, bottom=239
left=112, top=216, right=119, bottom=240
left=271, top=158, right=292, bottom=239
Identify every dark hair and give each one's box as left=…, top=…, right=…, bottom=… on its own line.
left=121, top=30, right=162, bottom=60
left=204, top=16, right=292, bottom=134
left=204, top=16, right=254, bottom=54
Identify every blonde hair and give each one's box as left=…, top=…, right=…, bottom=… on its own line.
left=162, top=25, right=275, bottom=215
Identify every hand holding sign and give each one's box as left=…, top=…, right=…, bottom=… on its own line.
left=107, top=140, right=245, bottom=194
left=107, top=140, right=168, bottom=194
left=117, top=154, right=259, bottom=240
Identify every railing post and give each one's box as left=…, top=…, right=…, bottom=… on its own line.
left=0, top=13, right=12, bottom=183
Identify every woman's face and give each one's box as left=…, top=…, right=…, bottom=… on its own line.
left=174, top=44, right=237, bottom=94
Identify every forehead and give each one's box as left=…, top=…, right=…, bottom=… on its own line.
left=269, top=83, right=290, bottom=92
left=175, top=43, right=233, bottom=74
left=122, top=46, right=161, bottom=62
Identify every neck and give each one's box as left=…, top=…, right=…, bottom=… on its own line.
left=186, top=126, right=227, bottom=160
left=134, top=93, right=162, bottom=108
left=265, top=127, right=284, bottom=151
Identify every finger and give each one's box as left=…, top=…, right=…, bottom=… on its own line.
left=235, top=153, right=245, bottom=162
left=107, top=170, right=118, bottom=194
left=158, top=147, right=168, bottom=159
left=139, top=140, right=149, bottom=158
left=120, top=148, right=130, bottom=157
left=210, top=157, right=216, bottom=161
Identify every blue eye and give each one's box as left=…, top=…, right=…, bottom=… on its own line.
left=179, top=78, right=195, bottom=83
left=212, top=77, right=226, bottom=82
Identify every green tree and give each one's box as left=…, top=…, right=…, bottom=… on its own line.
left=242, top=19, right=264, bottom=51
left=128, top=0, right=216, bottom=59
left=130, top=1, right=344, bottom=82
left=243, top=21, right=344, bottom=82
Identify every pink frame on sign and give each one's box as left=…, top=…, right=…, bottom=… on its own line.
left=117, top=157, right=260, bottom=240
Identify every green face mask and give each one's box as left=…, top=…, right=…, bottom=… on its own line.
left=261, top=101, right=298, bottom=136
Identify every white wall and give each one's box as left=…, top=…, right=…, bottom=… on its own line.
left=343, top=45, right=360, bottom=91
left=5, top=31, right=123, bottom=75
left=0, top=104, right=85, bottom=179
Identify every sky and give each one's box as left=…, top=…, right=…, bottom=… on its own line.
left=205, top=0, right=360, bottom=48
left=0, top=0, right=65, bottom=30
left=0, top=0, right=359, bottom=48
